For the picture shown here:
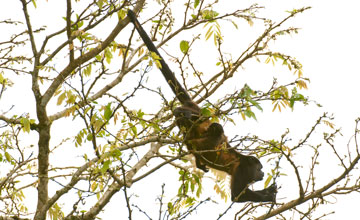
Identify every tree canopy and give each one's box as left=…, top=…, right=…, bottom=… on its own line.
left=0, top=0, right=359, bottom=220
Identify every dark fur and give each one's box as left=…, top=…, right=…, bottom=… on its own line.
left=127, top=10, right=276, bottom=202
left=189, top=123, right=276, bottom=202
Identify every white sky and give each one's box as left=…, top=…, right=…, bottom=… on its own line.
left=1, top=0, right=360, bottom=219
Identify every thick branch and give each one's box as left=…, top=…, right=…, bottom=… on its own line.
left=81, top=142, right=161, bottom=219
left=66, top=0, right=74, bottom=63
left=0, top=115, right=21, bottom=125
left=40, top=4, right=138, bottom=107
left=38, top=157, right=100, bottom=217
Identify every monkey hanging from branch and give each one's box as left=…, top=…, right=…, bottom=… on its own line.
left=127, top=10, right=276, bottom=203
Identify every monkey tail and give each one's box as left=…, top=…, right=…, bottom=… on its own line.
left=127, top=10, right=193, bottom=104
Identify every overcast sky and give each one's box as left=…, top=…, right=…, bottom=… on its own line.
left=1, top=0, right=360, bottom=219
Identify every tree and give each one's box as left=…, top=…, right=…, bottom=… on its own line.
left=0, top=0, right=359, bottom=219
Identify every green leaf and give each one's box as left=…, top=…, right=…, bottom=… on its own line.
left=290, top=98, right=295, bottom=108
left=100, top=160, right=111, bottom=174
left=137, top=110, right=145, bottom=118
left=83, top=64, right=92, bottom=77
left=244, top=109, right=257, bottom=120
left=86, top=133, right=93, bottom=141
left=66, top=92, right=76, bottom=105
left=205, top=26, right=213, bottom=41
left=191, top=181, right=195, bottom=192
left=194, top=0, right=200, bottom=8
left=31, top=0, right=37, bottom=8
left=180, top=40, right=189, bottom=54
left=128, top=123, right=137, bottom=137
left=0, top=72, right=5, bottom=83
left=196, top=184, right=202, bottom=197
left=290, top=93, right=305, bottom=108
left=104, top=103, right=112, bottom=121
left=249, top=99, right=263, bottom=111
left=20, top=118, right=31, bottom=133
left=117, top=9, right=126, bottom=20
left=149, top=52, right=162, bottom=69
left=78, top=20, right=84, bottom=29
left=5, top=152, right=12, bottom=162
left=231, top=20, right=238, bottom=29
left=57, top=92, right=66, bottom=105
left=264, top=174, right=272, bottom=188
left=104, top=48, right=113, bottom=64
left=201, top=108, right=212, bottom=117
left=202, top=10, right=219, bottom=20
left=240, top=84, right=254, bottom=99
left=265, top=56, right=271, bottom=64
left=110, top=148, right=122, bottom=158
left=97, top=0, right=104, bottom=9
left=91, top=182, right=98, bottom=191
left=167, top=202, right=174, bottom=215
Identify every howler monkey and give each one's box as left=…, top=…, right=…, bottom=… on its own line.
left=127, top=10, right=276, bottom=202
left=187, top=123, right=276, bottom=202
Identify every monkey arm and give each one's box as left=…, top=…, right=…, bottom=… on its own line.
left=127, top=10, right=193, bottom=105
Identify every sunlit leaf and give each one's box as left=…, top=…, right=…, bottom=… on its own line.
left=201, top=10, right=219, bottom=20
left=100, top=160, right=111, bottom=174
left=5, top=151, right=12, bottom=162
left=150, top=52, right=162, bottom=69
left=31, top=0, right=37, bottom=8
left=117, top=9, right=126, bottom=20
left=244, top=108, right=257, bottom=120
left=240, top=111, right=246, bottom=120
left=194, top=0, right=200, bottom=8
left=205, top=26, right=213, bottom=41
left=83, top=64, right=92, bottom=77
left=20, top=117, right=31, bottom=133
left=105, top=48, right=113, bottom=64
left=104, top=103, right=112, bottom=121
left=167, top=202, right=174, bottom=215
left=0, top=72, right=5, bottom=84
left=180, top=40, right=189, bottom=54
left=264, top=175, right=272, bottom=188
left=91, top=182, right=98, bottom=191
left=249, top=99, right=263, bottom=111
left=231, top=20, right=238, bottom=29
left=57, top=92, right=66, bottom=105
left=97, top=0, right=104, bottom=9
left=265, top=56, right=271, bottom=64
left=86, top=133, right=93, bottom=141
left=296, top=80, right=308, bottom=89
